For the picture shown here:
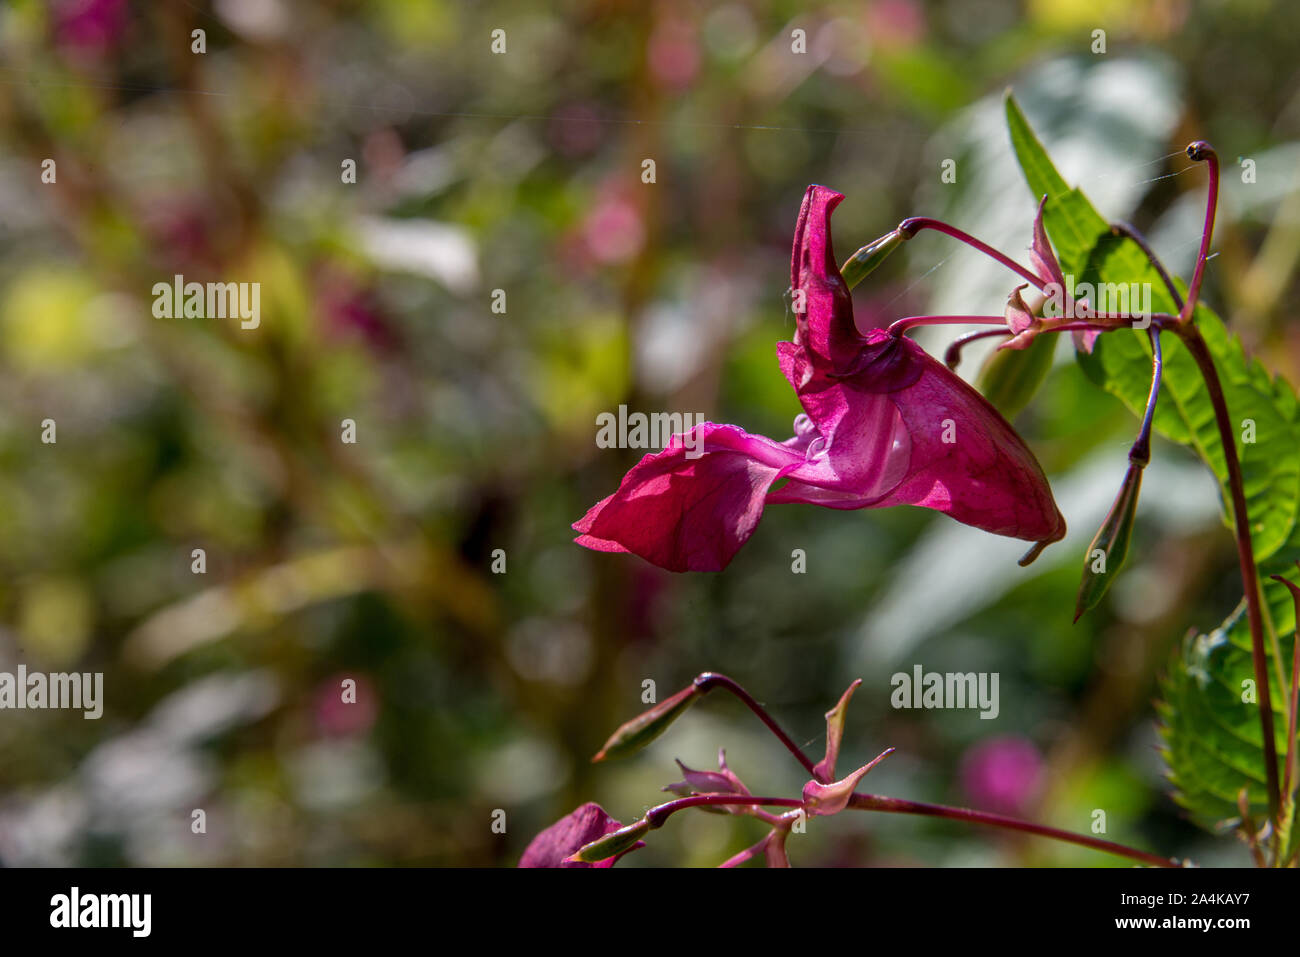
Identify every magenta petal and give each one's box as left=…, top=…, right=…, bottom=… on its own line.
left=775, top=338, right=913, bottom=501
left=791, top=185, right=863, bottom=373
left=574, top=423, right=804, bottom=572
left=519, top=803, right=641, bottom=868
left=772, top=400, right=911, bottom=505
left=771, top=329, right=1064, bottom=543
left=771, top=342, right=1064, bottom=543
left=859, top=331, right=1064, bottom=541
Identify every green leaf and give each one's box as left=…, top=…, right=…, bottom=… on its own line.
left=1005, top=93, right=1300, bottom=830
left=1158, top=591, right=1295, bottom=829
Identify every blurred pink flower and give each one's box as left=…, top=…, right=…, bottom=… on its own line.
left=867, top=0, right=927, bottom=49
left=647, top=17, right=700, bottom=90
left=54, top=0, right=128, bottom=59
left=141, top=197, right=220, bottom=272
left=314, top=673, right=378, bottom=738
left=549, top=102, right=604, bottom=158
left=582, top=190, right=645, bottom=264
left=315, top=267, right=396, bottom=351
left=960, top=736, right=1045, bottom=817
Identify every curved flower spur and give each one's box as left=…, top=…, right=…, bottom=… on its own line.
left=573, top=185, right=1067, bottom=573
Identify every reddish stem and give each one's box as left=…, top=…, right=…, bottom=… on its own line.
left=1268, top=572, right=1300, bottom=804
left=898, top=216, right=1047, bottom=290
left=644, top=793, right=803, bottom=828
left=887, top=314, right=1007, bottom=336
left=693, top=673, right=819, bottom=778
left=944, top=328, right=1011, bottom=370
left=892, top=312, right=1178, bottom=342
left=1181, top=142, right=1219, bottom=322
left=1110, top=221, right=1185, bottom=313
left=1164, top=142, right=1276, bottom=818
left=1113, top=197, right=1281, bottom=825
left=1174, top=321, right=1281, bottom=820
left=848, top=793, right=1177, bottom=868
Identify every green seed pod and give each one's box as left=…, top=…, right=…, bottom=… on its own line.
left=1074, top=463, right=1143, bottom=623
left=567, top=819, right=651, bottom=864
left=840, top=229, right=905, bottom=289
left=592, top=683, right=703, bottom=762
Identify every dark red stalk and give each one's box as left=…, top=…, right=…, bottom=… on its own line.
left=1109, top=221, right=1185, bottom=313
left=848, top=793, right=1177, bottom=868
left=644, top=793, right=804, bottom=827
left=1163, top=141, right=1280, bottom=821
left=897, top=216, right=1047, bottom=289
left=635, top=793, right=1177, bottom=868
left=1268, top=572, right=1300, bottom=805
left=1181, top=142, right=1219, bottom=323
left=692, top=673, right=819, bottom=778
left=944, top=329, right=1011, bottom=369
left=1112, top=165, right=1281, bottom=824
left=1172, top=321, right=1279, bottom=820
left=887, top=314, right=1007, bottom=336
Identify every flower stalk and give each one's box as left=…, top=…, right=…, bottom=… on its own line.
left=1112, top=145, right=1281, bottom=822
left=846, top=793, right=1178, bottom=868
left=1269, top=569, right=1300, bottom=805
left=896, top=216, right=1047, bottom=289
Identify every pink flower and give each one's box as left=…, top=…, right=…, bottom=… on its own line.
left=315, top=267, right=396, bottom=352
left=574, top=185, right=1066, bottom=572
left=519, top=803, right=643, bottom=868
left=960, top=736, right=1045, bottom=817
left=314, top=673, right=378, bottom=738
left=647, top=17, right=700, bottom=90
left=54, top=0, right=128, bottom=59
left=583, top=189, right=645, bottom=265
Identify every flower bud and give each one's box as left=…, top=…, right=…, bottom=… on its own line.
left=839, top=229, right=905, bottom=289
left=566, top=819, right=651, bottom=864
left=663, top=750, right=749, bottom=807
left=1074, top=463, right=1143, bottom=623
left=592, top=683, right=703, bottom=762
left=520, top=803, right=638, bottom=868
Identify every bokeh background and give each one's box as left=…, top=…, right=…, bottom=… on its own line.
left=0, top=0, right=1298, bottom=867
